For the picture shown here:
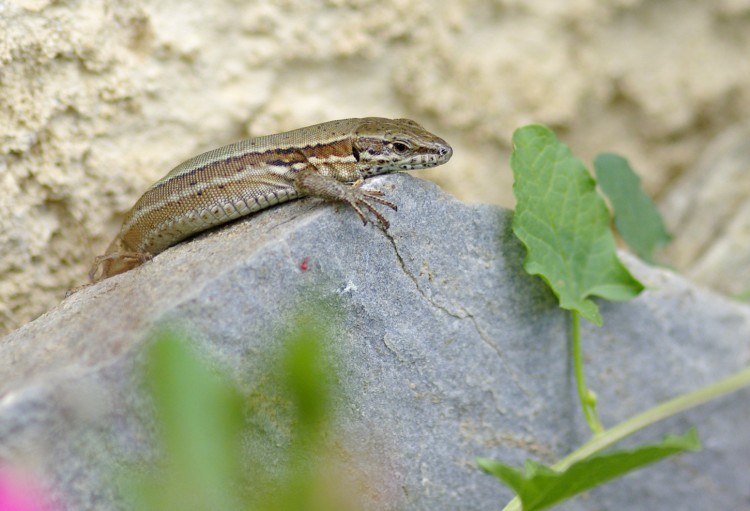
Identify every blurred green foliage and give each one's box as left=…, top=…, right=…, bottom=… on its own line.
left=594, top=153, right=672, bottom=264
left=123, top=309, right=362, bottom=511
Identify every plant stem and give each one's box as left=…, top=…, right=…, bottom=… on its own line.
left=571, top=311, right=603, bottom=434
left=500, top=364, right=750, bottom=511
left=557, top=363, right=750, bottom=470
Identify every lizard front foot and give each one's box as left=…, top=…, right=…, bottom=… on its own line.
left=296, top=170, right=398, bottom=228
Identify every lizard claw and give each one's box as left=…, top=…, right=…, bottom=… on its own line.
left=88, top=251, right=153, bottom=283
left=295, top=169, right=398, bottom=228
left=346, top=187, right=398, bottom=228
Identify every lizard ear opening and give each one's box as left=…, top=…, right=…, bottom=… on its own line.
left=352, top=144, right=361, bottom=162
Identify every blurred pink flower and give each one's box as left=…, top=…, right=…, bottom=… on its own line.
left=0, top=467, right=57, bottom=511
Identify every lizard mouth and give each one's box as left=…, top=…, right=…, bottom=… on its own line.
left=404, top=142, right=453, bottom=170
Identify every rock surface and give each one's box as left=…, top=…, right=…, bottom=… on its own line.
left=1, top=176, right=749, bottom=510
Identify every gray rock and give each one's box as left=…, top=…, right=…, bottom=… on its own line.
left=1, top=174, right=749, bottom=510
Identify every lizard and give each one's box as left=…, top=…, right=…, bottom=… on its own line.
left=86, top=117, right=453, bottom=284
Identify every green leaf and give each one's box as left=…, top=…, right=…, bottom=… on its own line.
left=121, top=302, right=356, bottom=511
left=510, top=125, right=644, bottom=325
left=594, top=153, right=672, bottom=263
left=243, top=307, right=348, bottom=511
left=478, top=428, right=701, bottom=511
left=281, top=314, right=335, bottom=434
left=136, top=330, right=245, bottom=511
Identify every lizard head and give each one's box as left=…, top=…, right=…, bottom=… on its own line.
left=352, top=118, right=453, bottom=177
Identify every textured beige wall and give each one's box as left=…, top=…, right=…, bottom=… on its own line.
left=2, top=0, right=750, bottom=335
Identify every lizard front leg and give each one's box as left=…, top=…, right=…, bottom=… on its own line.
left=294, top=167, right=397, bottom=228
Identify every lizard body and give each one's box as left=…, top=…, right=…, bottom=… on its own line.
left=89, top=117, right=452, bottom=282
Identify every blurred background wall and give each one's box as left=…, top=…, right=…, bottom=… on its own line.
left=2, top=0, right=749, bottom=335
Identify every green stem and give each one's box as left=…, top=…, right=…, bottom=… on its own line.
left=571, top=311, right=603, bottom=434
left=500, top=364, right=750, bottom=511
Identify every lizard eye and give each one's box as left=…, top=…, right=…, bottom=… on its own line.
left=392, top=142, right=409, bottom=153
